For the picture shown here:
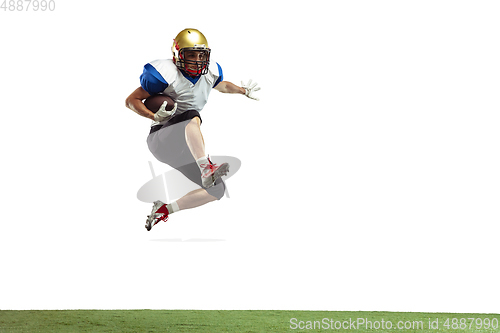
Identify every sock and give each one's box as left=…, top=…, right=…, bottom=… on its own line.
left=166, top=201, right=179, bottom=214
left=196, top=155, right=209, bottom=172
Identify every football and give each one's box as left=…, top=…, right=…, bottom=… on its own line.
left=144, top=94, right=175, bottom=113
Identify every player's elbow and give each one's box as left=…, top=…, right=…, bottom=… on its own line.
left=125, top=94, right=139, bottom=110
left=125, top=97, right=132, bottom=110
left=126, top=87, right=151, bottom=110
left=125, top=96, right=134, bottom=109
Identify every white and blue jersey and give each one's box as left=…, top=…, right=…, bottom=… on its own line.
left=140, top=59, right=223, bottom=126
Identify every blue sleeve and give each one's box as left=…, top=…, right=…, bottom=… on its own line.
left=213, top=62, right=223, bottom=88
left=140, top=63, right=169, bottom=95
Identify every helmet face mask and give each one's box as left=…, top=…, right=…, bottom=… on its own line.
left=172, top=29, right=211, bottom=77
left=178, top=48, right=211, bottom=76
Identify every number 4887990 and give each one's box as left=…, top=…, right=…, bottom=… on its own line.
left=1, top=0, right=55, bottom=11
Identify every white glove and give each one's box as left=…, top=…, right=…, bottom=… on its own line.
left=242, top=79, right=261, bottom=101
left=154, top=101, right=177, bottom=122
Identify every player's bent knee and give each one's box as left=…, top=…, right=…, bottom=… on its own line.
left=188, top=116, right=201, bottom=127
left=206, top=179, right=225, bottom=200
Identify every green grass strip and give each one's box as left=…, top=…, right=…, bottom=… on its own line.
left=0, top=310, right=499, bottom=332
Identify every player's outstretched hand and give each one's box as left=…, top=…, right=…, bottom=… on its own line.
left=154, top=101, right=177, bottom=122
left=242, top=79, right=261, bottom=101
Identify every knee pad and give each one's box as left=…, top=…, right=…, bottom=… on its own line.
left=206, top=178, right=226, bottom=200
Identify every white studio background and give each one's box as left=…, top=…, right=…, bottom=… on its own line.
left=0, top=0, right=499, bottom=313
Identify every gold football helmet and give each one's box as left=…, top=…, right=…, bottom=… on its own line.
left=172, top=28, right=211, bottom=76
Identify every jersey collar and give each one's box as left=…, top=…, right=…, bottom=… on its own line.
left=181, top=70, right=201, bottom=85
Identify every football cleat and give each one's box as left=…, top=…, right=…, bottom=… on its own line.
left=145, top=200, right=169, bottom=231
left=200, top=158, right=229, bottom=188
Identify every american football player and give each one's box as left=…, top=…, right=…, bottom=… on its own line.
left=125, top=28, right=260, bottom=231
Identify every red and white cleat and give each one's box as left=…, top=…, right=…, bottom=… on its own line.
left=145, top=200, right=169, bottom=231
left=200, top=157, right=229, bottom=188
